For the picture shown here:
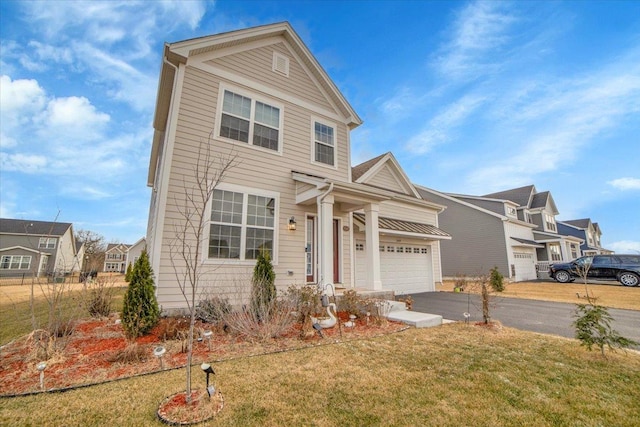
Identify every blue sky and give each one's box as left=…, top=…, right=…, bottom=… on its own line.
left=1, top=0, right=639, bottom=253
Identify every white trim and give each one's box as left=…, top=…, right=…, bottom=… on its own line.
left=203, top=183, right=280, bottom=266
left=151, top=62, right=185, bottom=278
left=310, top=116, right=338, bottom=170
left=215, top=82, right=284, bottom=156
left=0, top=245, right=45, bottom=255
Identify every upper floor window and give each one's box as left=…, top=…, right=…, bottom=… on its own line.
left=218, top=87, right=282, bottom=153
left=1, top=255, right=32, bottom=270
left=545, top=213, right=556, bottom=232
left=312, top=120, right=336, bottom=167
left=208, top=187, right=277, bottom=261
left=506, top=206, right=517, bottom=216
left=38, top=237, right=57, bottom=249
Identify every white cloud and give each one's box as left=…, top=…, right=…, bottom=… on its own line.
left=608, top=178, right=640, bottom=191
left=433, top=1, right=517, bottom=79
left=0, top=152, right=48, bottom=173
left=607, top=240, right=640, bottom=254
left=405, top=94, right=486, bottom=154
left=0, top=75, right=47, bottom=129
left=40, top=96, right=110, bottom=139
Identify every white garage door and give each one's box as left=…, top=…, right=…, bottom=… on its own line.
left=355, top=240, right=434, bottom=294
left=513, top=251, right=537, bottom=281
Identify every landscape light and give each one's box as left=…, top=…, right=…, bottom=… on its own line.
left=203, top=330, right=213, bottom=351
left=153, top=345, right=167, bottom=369
left=36, top=362, right=47, bottom=390
left=201, top=363, right=216, bottom=397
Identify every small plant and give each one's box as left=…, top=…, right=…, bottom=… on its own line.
left=286, top=284, right=322, bottom=337
left=573, top=295, right=637, bottom=357
left=454, top=273, right=467, bottom=292
left=108, top=342, right=148, bottom=364
left=196, top=295, right=232, bottom=324
left=250, top=250, right=276, bottom=321
left=338, top=289, right=361, bottom=316
left=83, top=276, right=116, bottom=317
left=121, top=250, right=160, bottom=339
left=489, top=267, right=504, bottom=292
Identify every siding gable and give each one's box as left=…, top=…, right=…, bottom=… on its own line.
left=354, top=153, right=420, bottom=198
left=199, top=41, right=336, bottom=117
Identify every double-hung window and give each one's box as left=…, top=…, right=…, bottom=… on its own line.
left=219, top=88, right=282, bottom=152
left=208, top=188, right=276, bottom=261
left=312, top=120, right=336, bottom=166
left=1, top=255, right=32, bottom=270
left=38, top=238, right=56, bottom=249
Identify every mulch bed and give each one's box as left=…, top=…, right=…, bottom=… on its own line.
left=0, top=312, right=407, bottom=397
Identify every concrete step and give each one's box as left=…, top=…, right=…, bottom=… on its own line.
left=387, top=310, right=443, bottom=328
left=387, top=300, right=408, bottom=312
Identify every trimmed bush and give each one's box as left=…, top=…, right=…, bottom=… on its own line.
left=121, top=250, right=160, bottom=339
left=490, top=266, right=505, bottom=292
left=250, top=249, right=276, bottom=320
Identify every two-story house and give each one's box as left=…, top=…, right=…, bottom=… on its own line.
left=146, top=23, right=451, bottom=311
left=103, top=243, right=130, bottom=273
left=0, top=218, right=81, bottom=278
left=557, top=219, right=612, bottom=256
left=481, top=185, right=583, bottom=273
left=415, top=186, right=541, bottom=281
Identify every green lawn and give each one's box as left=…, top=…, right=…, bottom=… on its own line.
left=1, top=324, right=639, bottom=426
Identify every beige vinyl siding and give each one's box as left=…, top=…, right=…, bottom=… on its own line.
left=154, top=61, right=352, bottom=309
left=205, top=43, right=333, bottom=112
left=365, top=166, right=412, bottom=195
left=379, top=202, right=438, bottom=225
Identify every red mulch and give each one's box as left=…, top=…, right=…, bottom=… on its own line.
left=0, top=312, right=407, bottom=396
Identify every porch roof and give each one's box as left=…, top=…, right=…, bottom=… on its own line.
left=510, top=237, right=544, bottom=248
left=353, top=213, right=451, bottom=240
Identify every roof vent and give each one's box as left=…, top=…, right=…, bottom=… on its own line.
left=272, top=51, right=289, bottom=77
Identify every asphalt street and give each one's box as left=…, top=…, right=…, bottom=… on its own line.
left=410, top=291, right=640, bottom=347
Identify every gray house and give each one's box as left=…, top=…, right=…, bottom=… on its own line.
left=416, top=186, right=541, bottom=281
left=557, top=219, right=612, bottom=256
left=0, top=218, right=81, bottom=278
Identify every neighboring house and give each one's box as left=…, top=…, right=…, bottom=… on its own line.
left=415, top=186, right=541, bottom=282
left=146, top=23, right=451, bottom=311
left=103, top=243, right=130, bottom=273
left=481, top=185, right=583, bottom=275
left=126, top=237, right=146, bottom=269
left=0, top=218, right=80, bottom=278
left=557, top=219, right=612, bottom=256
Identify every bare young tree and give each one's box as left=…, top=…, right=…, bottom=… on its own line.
left=168, top=135, right=237, bottom=403
left=75, top=229, right=107, bottom=273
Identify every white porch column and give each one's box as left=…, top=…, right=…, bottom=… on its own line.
left=318, top=194, right=335, bottom=288
left=364, top=203, right=382, bottom=290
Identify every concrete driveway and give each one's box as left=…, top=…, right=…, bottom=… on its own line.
left=410, top=291, right=640, bottom=347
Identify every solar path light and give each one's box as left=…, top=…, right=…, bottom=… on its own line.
left=201, top=363, right=216, bottom=398
left=36, top=362, right=46, bottom=390
left=153, top=345, right=167, bottom=369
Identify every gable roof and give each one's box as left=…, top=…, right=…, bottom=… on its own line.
left=0, top=218, right=72, bottom=237
left=483, top=185, right=535, bottom=207
left=352, top=152, right=421, bottom=198
left=149, top=22, right=362, bottom=187
left=106, top=243, right=131, bottom=253
left=562, top=218, right=592, bottom=229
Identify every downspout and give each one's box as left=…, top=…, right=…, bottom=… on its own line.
left=316, top=182, right=334, bottom=292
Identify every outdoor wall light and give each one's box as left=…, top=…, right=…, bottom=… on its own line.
left=36, top=361, right=47, bottom=390
left=153, top=345, right=167, bottom=369
left=288, top=216, right=296, bottom=231
left=201, top=363, right=216, bottom=397
left=203, top=330, right=213, bottom=351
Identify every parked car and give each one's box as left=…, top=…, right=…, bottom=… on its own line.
left=549, top=255, right=640, bottom=286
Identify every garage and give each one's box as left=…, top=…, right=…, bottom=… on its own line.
left=355, top=240, right=434, bottom=294
left=512, top=251, right=537, bottom=281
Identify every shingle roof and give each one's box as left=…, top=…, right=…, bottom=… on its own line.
left=482, top=185, right=535, bottom=207
left=530, top=191, right=550, bottom=209
left=563, top=218, right=591, bottom=229
left=351, top=152, right=389, bottom=182
left=0, top=218, right=72, bottom=236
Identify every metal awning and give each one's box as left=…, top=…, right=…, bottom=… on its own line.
left=353, top=213, right=451, bottom=240
left=511, top=237, right=544, bottom=248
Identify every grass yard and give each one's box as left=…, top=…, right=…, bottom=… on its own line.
left=1, top=324, right=639, bottom=426
left=439, top=280, right=640, bottom=311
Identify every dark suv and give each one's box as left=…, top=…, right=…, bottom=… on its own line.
left=549, top=254, right=640, bottom=286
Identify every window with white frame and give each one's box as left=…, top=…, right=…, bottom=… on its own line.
left=545, top=213, right=556, bottom=232
left=218, top=88, right=282, bottom=152
left=1, top=255, right=32, bottom=270
left=570, top=244, right=578, bottom=260
left=549, top=243, right=562, bottom=261
left=507, top=206, right=517, bottom=216
left=38, top=237, right=57, bottom=249
left=208, top=188, right=276, bottom=261
left=312, top=120, right=336, bottom=166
